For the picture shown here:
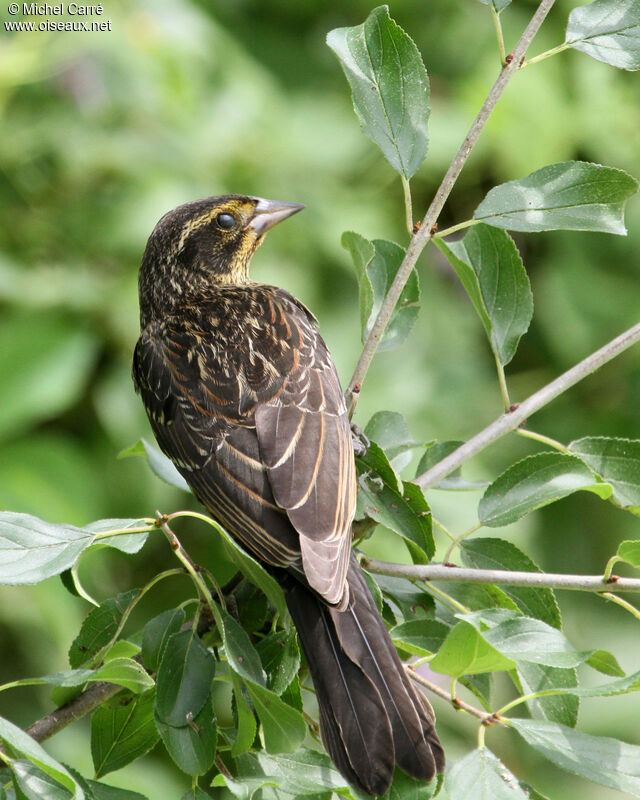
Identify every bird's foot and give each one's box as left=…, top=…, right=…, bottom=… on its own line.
left=350, top=423, right=370, bottom=457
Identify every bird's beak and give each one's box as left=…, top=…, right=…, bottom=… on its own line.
left=248, top=197, right=305, bottom=235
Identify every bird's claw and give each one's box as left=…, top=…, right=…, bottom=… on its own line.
left=350, top=423, right=370, bottom=457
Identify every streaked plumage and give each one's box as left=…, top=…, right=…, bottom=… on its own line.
left=133, top=194, right=444, bottom=795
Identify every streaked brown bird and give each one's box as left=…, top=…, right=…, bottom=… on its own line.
left=133, top=195, right=444, bottom=795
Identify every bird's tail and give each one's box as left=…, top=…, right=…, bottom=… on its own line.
left=285, top=554, right=444, bottom=796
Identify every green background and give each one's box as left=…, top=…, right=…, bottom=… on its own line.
left=1, top=1, right=639, bottom=798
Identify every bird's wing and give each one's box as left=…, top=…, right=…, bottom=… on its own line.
left=133, top=286, right=355, bottom=607
left=254, top=291, right=356, bottom=608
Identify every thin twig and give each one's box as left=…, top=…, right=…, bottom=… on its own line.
left=346, top=0, right=557, bottom=413
left=494, top=355, right=511, bottom=411
left=363, top=558, right=640, bottom=594
left=491, top=5, right=507, bottom=66
left=522, top=41, right=570, bottom=68
left=401, top=175, right=413, bottom=235
left=406, top=667, right=498, bottom=724
left=516, top=427, right=570, bottom=453
left=415, top=321, right=640, bottom=488
left=25, top=682, right=123, bottom=743
left=157, top=512, right=219, bottom=619
left=601, top=592, right=640, bottom=620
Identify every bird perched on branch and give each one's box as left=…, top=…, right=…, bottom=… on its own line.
left=133, top=194, right=444, bottom=795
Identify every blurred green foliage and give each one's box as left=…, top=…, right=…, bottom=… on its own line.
left=1, top=1, right=639, bottom=797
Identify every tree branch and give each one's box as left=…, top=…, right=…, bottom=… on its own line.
left=363, top=558, right=640, bottom=594
left=346, top=0, right=557, bottom=412
left=415, top=320, right=640, bottom=488
left=406, top=667, right=497, bottom=724
left=25, top=681, right=122, bottom=743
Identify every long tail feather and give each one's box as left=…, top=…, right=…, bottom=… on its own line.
left=285, top=555, right=444, bottom=796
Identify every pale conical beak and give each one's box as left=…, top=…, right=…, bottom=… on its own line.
left=249, top=197, right=305, bottom=235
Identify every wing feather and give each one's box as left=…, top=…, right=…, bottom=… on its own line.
left=133, top=285, right=355, bottom=606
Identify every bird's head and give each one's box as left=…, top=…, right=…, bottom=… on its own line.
left=138, top=194, right=304, bottom=323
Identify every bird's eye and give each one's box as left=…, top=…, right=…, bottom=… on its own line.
left=216, top=212, right=236, bottom=230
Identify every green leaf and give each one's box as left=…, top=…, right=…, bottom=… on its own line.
left=154, top=630, right=215, bottom=727
left=342, top=230, right=375, bottom=342
left=104, top=641, right=140, bottom=662
left=155, top=694, right=217, bottom=776
left=569, top=436, right=640, bottom=511
left=180, top=789, right=211, bottom=800
left=476, top=0, right=512, bottom=10
left=478, top=453, right=612, bottom=527
left=0, top=513, right=150, bottom=586
left=342, top=233, right=420, bottom=352
left=180, top=788, right=211, bottom=800
left=92, top=658, right=155, bottom=694
left=443, top=582, right=519, bottom=623
left=85, top=781, right=149, bottom=800
left=278, top=674, right=303, bottom=717
left=474, top=161, right=639, bottom=235
left=516, top=782, right=550, bottom=800
left=141, top=608, right=186, bottom=672
left=616, top=540, right=640, bottom=567
left=374, top=574, right=435, bottom=621
left=18, top=659, right=151, bottom=696
left=445, top=748, right=529, bottom=799
left=460, top=538, right=561, bottom=628
left=386, top=768, right=438, bottom=800
left=11, top=761, right=74, bottom=800
left=212, top=605, right=266, bottom=687
left=363, top=568, right=385, bottom=614
left=0, top=772, right=11, bottom=800
left=211, top=772, right=277, bottom=800
left=234, top=581, right=270, bottom=634
left=435, top=225, right=533, bottom=365
left=245, top=682, right=307, bottom=754
left=118, top=438, right=191, bottom=493
left=586, top=649, right=626, bottom=677
left=84, top=518, right=151, bottom=555
left=516, top=662, right=579, bottom=727
left=357, top=441, right=434, bottom=562
left=364, top=410, right=421, bottom=470
left=472, top=615, right=590, bottom=668
left=390, top=619, right=450, bottom=658
left=327, top=5, right=430, bottom=178
left=566, top=0, right=640, bottom=71
left=429, top=621, right=516, bottom=678
left=91, top=690, right=159, bottom=779
left=230, top=673, right=257, bottom=757
left=60, top=568, right=81, bottom=599
left=565, top=668, right=640, bottom=697
left=0, top=716, right=83, bottom=799
left=358, top=438, right=401, bottom=494
left=0, top=512, right=92, bottom=585
left=69, top=590, right=140, bottom=669
left=253, top=749, right=353, bottom=796
left=511, top=718, right=640, bottom=795
left=5, top=669, right=94, bottom=690
left=214, top=524, right=286, bottom=618
left=256, top=629, right=301, bottom=695
left=516, top=666, right=640, bottom=709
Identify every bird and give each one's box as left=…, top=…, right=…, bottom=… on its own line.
left=132, top=194, right=444, bottom=795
